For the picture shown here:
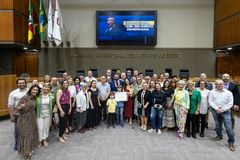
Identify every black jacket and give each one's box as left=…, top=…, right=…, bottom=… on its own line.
left=227, top=82, right=240, bottom=106
left=152, top=89, right=167, bottom=108
left=137, top=89, right=152, bottom=108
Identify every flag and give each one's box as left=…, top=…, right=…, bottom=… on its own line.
left=47, top=0, right=54, bottom=42
left=28, top=0, right=38, bottom=43
left=53, top=0, right=63, bottom=46
left=39, top=0, right=47, bottom=41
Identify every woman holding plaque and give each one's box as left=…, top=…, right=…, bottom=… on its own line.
left=148, top=83, right=167, bottom=134
left=137, top=82, right=152, bottom=131
left=123, top=79, right=134, bottom=124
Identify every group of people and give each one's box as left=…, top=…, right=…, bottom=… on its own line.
left=8, top=70, right=240, bottom=159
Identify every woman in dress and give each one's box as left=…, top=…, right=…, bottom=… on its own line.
left=133, top=78, right=142, bottom=122
left=162, top=80, right=175, bottom=131
left=123, top=79, right=134, bottom=124
left=56, top=80, right=72, bottom=143
left=137, top=82, right=152, bottom=131
left=16, top=84, right=40, bottom=159
left=88, top=80, right=101, bottom=128
left=172, top=80, right=190, bottom=138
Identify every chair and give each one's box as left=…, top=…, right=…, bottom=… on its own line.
left=76, top=70, right=85, bottom=77
left=179, top=69, right=189, bottom=78
left=165, top=68, right=172, bottom=78
left=90, top=69, right=98, bottom=78
left=56, top=69, right=66, bottom=77
left=145, top=69, right=153, bottom=77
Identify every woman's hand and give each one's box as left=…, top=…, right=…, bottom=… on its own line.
left=60, top=111, right=65, bottom=117
left=68, top=109, right=72, bottom=115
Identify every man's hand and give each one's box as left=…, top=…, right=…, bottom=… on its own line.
left=216, top=108, right=223, bottom=114
left=233, top=105, right=239, bottom=111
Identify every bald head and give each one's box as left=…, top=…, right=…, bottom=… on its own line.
left=215, top=79, right=224, bottom=90
left=200, top=73, right=207, bottom=80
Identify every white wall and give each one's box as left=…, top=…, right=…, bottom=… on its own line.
left=49, top=0, right=214, bottom=48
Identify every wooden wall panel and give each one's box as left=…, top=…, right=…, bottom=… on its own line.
left=0, top=0, right=14, bottom=10
left=13, top=53, right=38, bottom=77
left=216, top=50, right=240, bottom=78
left=24, top=53, right=38, bottom=77
left=0, top=12, right=14, bottom=42
left=13, top=0, right=29, bottom=17
left=0, top=75, right=17, bottom=116
left=214, top=15, right=240, bottom=47
left=13, top=13, right=28, bottom=44
left=215, top=0, right=240, bottom=22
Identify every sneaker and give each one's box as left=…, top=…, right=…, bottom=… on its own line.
left=148, top=129, right=154, bottom=133
left=228, top=144, right=235, bottom=151
left=140, top=126, right=144, bottom=130
left=143, top=126, right=147, bottom=131
left=157, top=129, right=162, bottom=135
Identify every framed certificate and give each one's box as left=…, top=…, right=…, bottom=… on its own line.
left=115, top=92, right=128, bottom=102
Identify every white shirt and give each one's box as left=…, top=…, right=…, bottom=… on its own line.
left=208, top=88, right=233, bottom=112
left=84, top=76, right=97, bottom=84
left=8, top=88, right=28, bottom=115
left=40, top=95, right=50, bottom=117
left=197, top=88, right=210, bottom=114
left=76, top=90, right=89, bottom=112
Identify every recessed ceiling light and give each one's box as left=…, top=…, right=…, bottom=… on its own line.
left=227, top=47, right=232, bottom=50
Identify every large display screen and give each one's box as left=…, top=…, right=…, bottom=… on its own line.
left=96, top=11, right=157, bottom=46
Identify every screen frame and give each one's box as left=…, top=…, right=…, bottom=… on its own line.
left=96, top=10, right=158, bottom=46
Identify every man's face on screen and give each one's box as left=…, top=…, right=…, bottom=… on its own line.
left=107, top=17, right=115, bottom=27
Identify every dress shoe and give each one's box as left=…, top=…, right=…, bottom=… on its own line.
left=192, top=134, right=196, bottom=139
left=186, top=132, right=191, bottom=137
left=200, top=132, right=204, bottom=137
left=228, top=144, right=235, bottom=151
left=212, top=136, right=223, bottom=141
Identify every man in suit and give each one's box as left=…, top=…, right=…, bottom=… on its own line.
left=222, top=73, right=240, bottom=128
left=105, top=16, right=118, bottom=36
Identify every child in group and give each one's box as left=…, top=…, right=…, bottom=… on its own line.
left=106, top=92, right=117, bottom=128
left=116, top=86, right=125, bottom=127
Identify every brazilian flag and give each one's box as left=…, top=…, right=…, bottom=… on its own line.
left=39, top=0, right=47, bottom=41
